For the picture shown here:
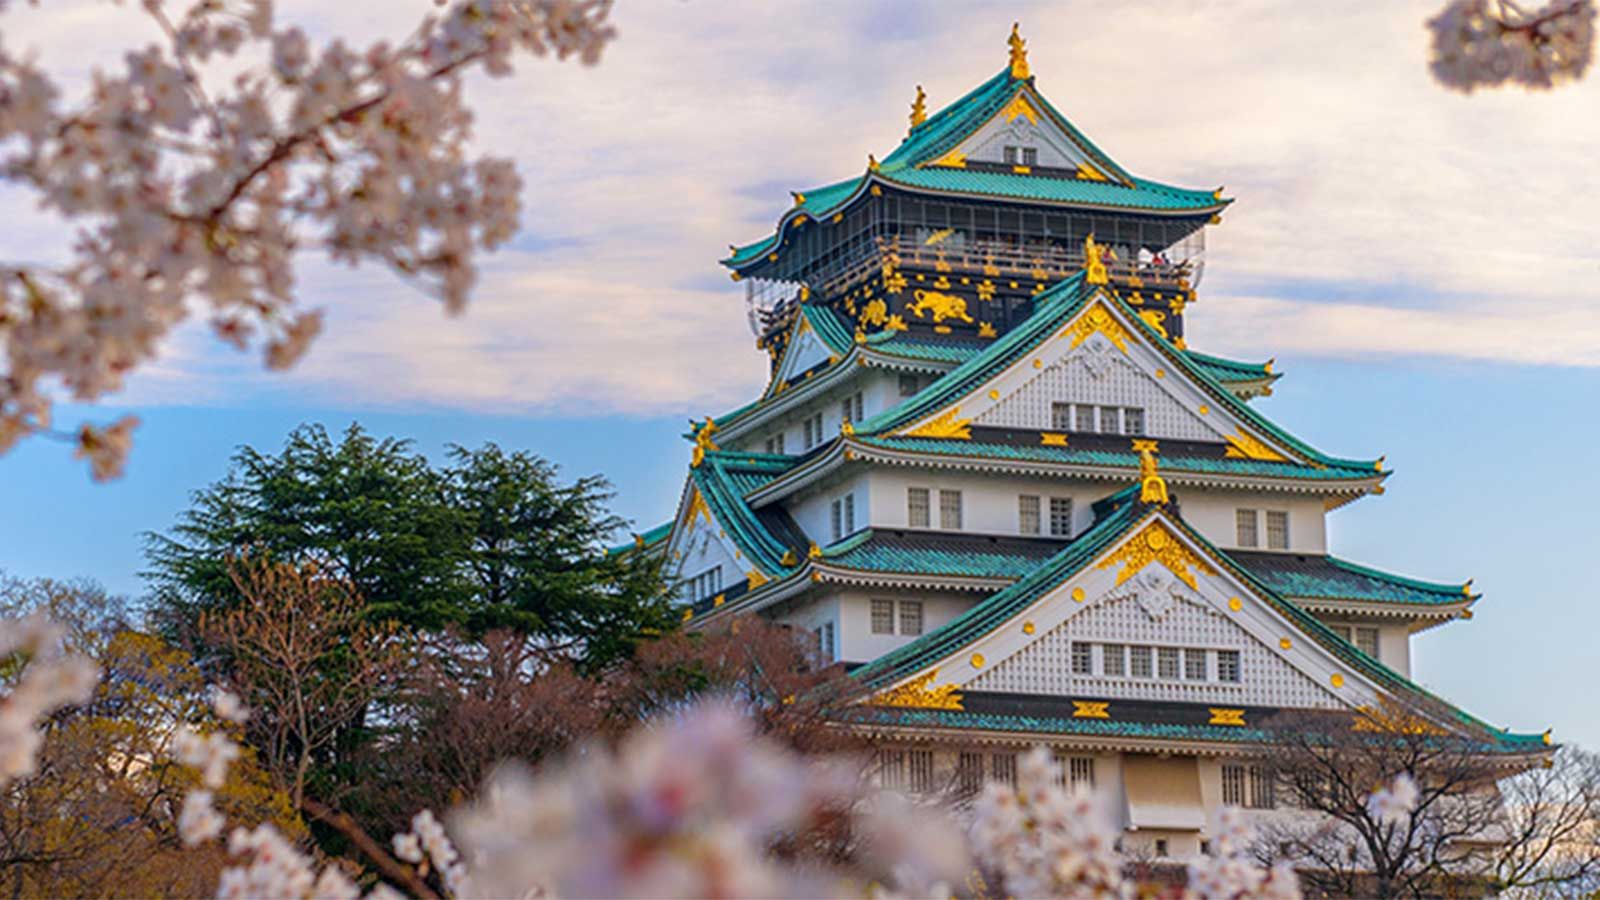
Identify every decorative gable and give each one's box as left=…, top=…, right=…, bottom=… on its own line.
left=769, top=315, right=836, bottom=393
left=664, top=481, right=754, bottom=593
left=938, top=89, right=1110, bottom=180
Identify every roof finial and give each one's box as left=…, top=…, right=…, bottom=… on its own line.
left=909, top=84, right=927, bottom=131
left=1083, top=233, right=1110, bottom=285
left=1008, top=22, right=1030, bottom=80
left=1135, top=439, right=1169, bottom=504
left=690, top=416, right=719, bottom=467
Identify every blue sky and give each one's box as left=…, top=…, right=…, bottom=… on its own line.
left=1, top=2, right=1596, bottom=747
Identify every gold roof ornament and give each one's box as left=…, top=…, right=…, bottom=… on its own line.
left=690, top=416, right=719, bottom=467
left=909, top=84, right=927, bottom=131
left=1137, top=440, right=1169, bottom=504
left=1007, top=22, right=1030, bottom=80
left=1083, top=233, right=1110, bottom=285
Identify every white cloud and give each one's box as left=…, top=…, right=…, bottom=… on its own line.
left=5, top=0, right=1599, bottom=417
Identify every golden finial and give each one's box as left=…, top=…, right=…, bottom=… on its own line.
left=1083, top=233, right=1109, bottom=285
left=1007, top=23, right=1030, bottom=80
left=1136, top=440, right=1169, bottom=504
left=868, top=153, right=880, bottom=172
left=690, top=416, right=719, bottom=467
left=909, top=84, right=927, bottom=131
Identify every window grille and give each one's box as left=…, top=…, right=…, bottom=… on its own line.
left=877, top=750, right=906, bottom=789
left=686, top=568, right=722, bottom=602
left=815, top=622, right=835, bottom=661
left=1185, top=648, right=1208, bottom=680
left=764, top=432, right=785, bottom=454
left=1218, top=649, right=1241, bottom=683
left=898, top=375, right=919, bottom=397
left=908, top=487, right=930, bottom=527
left=1222, top=764, right=1246, bottom=805
left=909, top=750, right=935, bottom=793
left=1099, top=405, right=1121, bottom=434
left=1069, top=756, right=1095, bottom=790
left=1248, top=766, right=1276, bottom=809
left=841, top=392, right=864, bottom=424
left=1049, top=497, right=1073, bottom=537
left=1050, top=402, right=1073, bottom=430
left=1266, top=510, right=1289, bottom=549
left=1158, top=646, right=1181, bottom=680
left=939, top=490, right=963, bottom=530
left=830, top=498, right=842, bottom=542
left=899, top=600, right=924, bottom=636
left=1354, top=627, right=1379, bottom=658
left=1021, top=147, right=1038, bottom=166
left=991, top=753, right=1017, bottom=787
left=1071, top=641, right=1094, bottom=675
left=1124, top=408, right=1146, bottom=435
left=1019, top=495, right=1041, bottom=534
left=871, top=599, right=894, bottom=635
left=1002, top=145, right=1019, bottom=164
left=1075, top=403, right=1096, bottom=431
left=1236, top=509, right=1259, bottom=547
left=957, top=752, right=985, bottom=793
left=1130, top=645, right=1153, bottom=678
left=803, top=412, right=824, bottom=449
left=1103, top=643, right=1126, bottom=677
left=1329, top=624, right=1352, bottom=642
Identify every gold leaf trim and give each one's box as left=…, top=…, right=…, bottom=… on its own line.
left=1223, top=428, right=1289, bottom=462
left=1095, top=520, right=1217, bottom=591
left=1062, top=301, right=1128, bottom=353
left=905, top=407, right=972, bottom=440
left=1208, top=708, right=1245, bottom=726
left=874, top=670, right=964, bottom=710
left=1072, top=701, right=1110, bottom=719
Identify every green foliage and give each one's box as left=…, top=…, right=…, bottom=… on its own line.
left=146, top=423, right=674, bottom=667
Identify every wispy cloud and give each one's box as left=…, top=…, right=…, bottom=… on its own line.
left=7, top=1, right=1599, bottom=418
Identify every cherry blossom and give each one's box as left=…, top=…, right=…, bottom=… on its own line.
left=0, top=614, right=99, bottom=786
left=1429, top=0, right=1595, bottom=91
left=1366, top=771, right=1422, bottom=825
left=0, top=0, right=616, bottom=479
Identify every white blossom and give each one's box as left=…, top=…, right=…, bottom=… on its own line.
left=179, top=790, right=226, bottom=846
left=1429, top=0, right=1595, bottom=91
left=212, top=688, right=251, bottom=725
left=0, top=615, right=99, bottom=786
left=1367, top=772, right=1421, bottom=825
left=171, top=724, right=240, bottom=789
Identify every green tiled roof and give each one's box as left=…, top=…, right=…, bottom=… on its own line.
left=864, top=330, right=988, bottom=364
left=853, top=435, right=1378, bottom=482
left=687, top=451, right=802, bottom=576
left=851, top=500, right=1541, bottom=753
left=820, top=528, right=1061, bottom=581
left=1184, top=349, right=1277, bottom=385
left=852, top=275, right=1382, bottom=475
left=606, top=519, right=673, bottom=557
left=1233, top=551, right=1473, bottom=607
left=723, top=67, right=1226, bottom=269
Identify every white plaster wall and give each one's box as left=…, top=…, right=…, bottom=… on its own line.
left=1178, top=491, right=1327, bottom=554
left=1378, top=624, right=1412, bottom=677
left=790, top=472, right=870, bottom=546
left=773, top=594, right=841, bottom=661
left=863, top=467, right=1108, bottom=536
left=741, top=370, right=906, bottom=454
left=834, top=589, right=976, bottom=663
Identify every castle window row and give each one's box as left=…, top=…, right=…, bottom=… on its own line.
left=1018, top=494, right=1074, bottom=537
left=871, top=599, right=924, bottom=636
left=1236, top=508, right=1290, bottom=550
left=1072, top=641, right=1243, bottom=684
left=1328, top=624, right=1379, bottom=658
left=879, top=748, right=1096, bottom=795
left=1051, top=402, right=1146, bottom=436
left=1221, top=763, right=1276, bottom=809
left=906, top=487, right=963, bottom=530
left=681, top=567, right=722, bottom=603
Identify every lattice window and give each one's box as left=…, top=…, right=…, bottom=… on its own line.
left=1069, top=756, right=1095, bottom=790
left=1249, top=766, right=1276, bottom=809
left=814, top=622, right=835, bottom=661
left=840, top=392, right=864, bottom=424
left=1049, top=497, right=1073, bottom=537
left=909, top=750, right=935, bottom=793
left=1329, top=624, right=1352, bottom=642
left=1130, top=645, right=1153, bottom=678
left=939, top=490, right=963, bottom=530
left=1218, top=649, right=1241, bottom=683
left=1103, top=643, right=1126, bottom=677
left=975, top=350, right=1218, bottom=441
left=764, top=433, right=785, bottom=454
left=1050, top=403, right=1073, bottom=430
left=957, top=752, right=985, bottom=793
left=878, top=750, right=907, bottom=790
left=871, top=599, right=894, bottom=635
left=1158, top=646, right=1180, bottom=680
left=1071, top=641, right=1093, bottom=675
left=1222, top=764, right=1246, bottom=806
left=1099, top=406, right=1121, bottom=434
left=1003, top=145, right=1019, bottom=164
left=1266, top=510, right=1289, bottom=549
left=1019, top=495, right=1041, bottom=535
left=898, top=375, right=919, bottom=397
left=1185, top=648, right=1208, bottom=681
left=899, top=601, right=924, bottom=636
left=908, top=487, right=930, bottom=528
left=991, top=753, right=1017, bottom=787
left=803, top=412, right=824, bottom=449
left=1021, top=147, right=1038, bottom=166
left=1354, top=627, right=1379, bottom=659
left=1124, top=408, right=1146, bottom=435
left=1236, top=509, right=1259, bottom=548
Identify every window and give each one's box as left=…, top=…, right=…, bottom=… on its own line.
left=1019, top=495, right=1041, bottom=535
left=1002, top=145, right=1019, bottom=164
left=1158, top=646, right=1181, bottom=680
left=907, top=487, right=930, bottom=527
left=841, top=392, right=863, bottom=424
left=828, top=493, right=854, bottom=541
left=1155, top=839, right=1169, bottom=858
left=802, top=412, right=824, bottom=449
left=1236, top=509, right=1259, bottom=548
left=1185, top=648, right=1208, bottom=681
left=1354, top=627, right=1379, bottom=659
left=1248, top=765, right=1276, bottom=809
left=764, top=433, right=786, bottom=454
left=1049, top=497, right=1073, bottom=537
left=898, top=600, right=924, bottom=636
left=898, top=374, right=920, bottom=397
left=1051, top=403, right=1073, bottom=430
left=1218, top=649, right=1241, bottom=683
left=1130, top=645, right=1153, bottom=678
left=1329, top=624, right=1352, bottom=642
left=1201, top=840, right=1212, bottom=857
left=957, top=752, right=985, bottom=793
left=1222, top=764, right=1246, bottom=806
left=1071, top=641, right=1093, bottom=675
left=685, top=567, right=722, bottom=602
left=939, top=490, right=962, bottom=530
left=909, top=750, right=935, bottom=793
left=1021, top=146, right=1038, bottom=166
left=1103, top=643, right=1126, bottom=677
left=991, top=753, right=1017, bottom=787
left=1075, top=404, right=1096, bottom=431
left=878, top=750, right=906, bottom=789
left=1069, top=756, right=1095, bottom=790
left=1123, top=408, right=1146, bottom=436
left=871, top=599, right=894, bottom=635
left=814, top=621, right=835, bottom=661
left=1265, top=510, right=1290, bottom=549
left=1099, top=406, right=1121, bottom=434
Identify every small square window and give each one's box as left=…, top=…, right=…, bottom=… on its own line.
left=1099, top=406, right=1121, bottom=434
left=1266, top=510, right=1290, bottom=549
left=898, top=600, right=923, bottom=636
left=939, top=490, right=962, bottom=530
left=1021, top=147, right=1038, bottom=166
left=1354, top=627, right=1379, bottom=659
left=1124, top=408, right=1146, bottom=435
left=1103, top=643, right=1126, bottom=676
left=1130, top=645, right=1153, bottom=678
left=1155, top=839, right=1169, bottom=858
left=764, top=433, right=785, bottom=454
left=1051, top=402, right=1073, bottom=430
left=898, top=375, right=919, bottom=397
left=1019, top=495, right=1041, bottom=535
left=1158, top=647, right=1181, bottom=680
left=908, top=488, right=930, bottom=528
left=870, top=599, right=894, bottom=634
left=1003, top=145, right=1019, bottom=165
left=1071, top=641, right=1094, bottom=675
left=1236, top=509, right=1259, bottom=548
left=1185, top=648, right=1207, bottom=680
left=1075, top=404, right=1096, bottom=431
left=815, top=621, right=835, bottom=661
left=1049, top=497, right=1073, bottom=537
left=1218, top=649, right=1241, bottom=682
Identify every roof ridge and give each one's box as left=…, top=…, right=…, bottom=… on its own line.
left=1323, top=553, right=1473, bottom=597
